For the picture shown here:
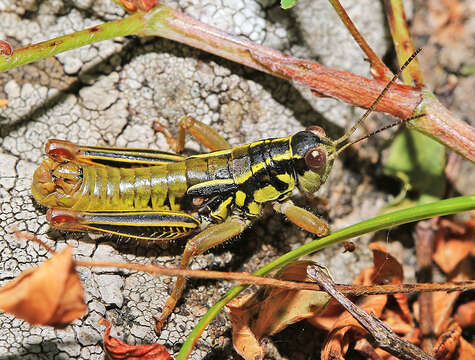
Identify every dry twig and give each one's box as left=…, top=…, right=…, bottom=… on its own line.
left=307, top=264, right=435, bottom=360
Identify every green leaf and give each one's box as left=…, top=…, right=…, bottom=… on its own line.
left=383, top=129, right=446, bottom=211
left=281, top=0, right=298, bottom=10
left=461, top=64, right=475, bottom=76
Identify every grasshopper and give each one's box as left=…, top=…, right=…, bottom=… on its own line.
left=31, top=50, right=421, bottom=333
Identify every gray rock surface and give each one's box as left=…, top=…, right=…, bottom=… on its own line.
left=3, top=0, right=470, bottom=359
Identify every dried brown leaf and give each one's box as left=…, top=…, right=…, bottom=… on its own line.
left=433, top=218, right=474, bottom=274
left=321, top=295, right=388, bottom=360
left=381, top=308, right=414, bottom=335
left=227, top=261, right=331, bottom=360
left=312, top=243, right=418, bottom=359
left=354, top=338, right=384, bottom=360
left=309, top=299, right=345, bottom=331
left=457, top=338, right=475, bottom=360
left=369, top=244, right=414, bottom=334
left=100, top=318, right=172, bottom=360
left=392, top=292, right=413, bottom=326
left=454, top=300, right=475, bottom=329
left=226, top=294, right=264, bottom=360
left=416, top=270, right=470, bottom=336
left=0, top=246, right=85, bottom=327
left=369, top=242, right=404, bottom=285
left=311, top=242, right=406, bottom=331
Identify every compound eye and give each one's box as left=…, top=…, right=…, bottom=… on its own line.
left=304, top=147, right=327, bottom=172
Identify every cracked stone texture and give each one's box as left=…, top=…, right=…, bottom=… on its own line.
left=0, top=0, right=472, bottom=359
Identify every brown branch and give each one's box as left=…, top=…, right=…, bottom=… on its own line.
left=307, top=265, right=435, bottom=360
left=413, top=91, right=475, bottom=161
left=249, top=51, right=420, bottom=119
left=144, top=5, right=475, bottom=161
left=144, top=5, right=421, bottom=120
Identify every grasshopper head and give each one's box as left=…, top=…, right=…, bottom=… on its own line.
left=31, top=156, right=83, bottom=208
left=291, top=126, right=336, bottom=194
left=289, top=50, right=424, bottom=196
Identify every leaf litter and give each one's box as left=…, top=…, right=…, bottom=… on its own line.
left=99, top=318, right=172, bottom=360
left=226, top=260, right=332, bottom=359
left=226, top=217, right=474, bottom=360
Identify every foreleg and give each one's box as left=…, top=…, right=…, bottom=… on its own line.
left=273, top=199, right=330, bottom=237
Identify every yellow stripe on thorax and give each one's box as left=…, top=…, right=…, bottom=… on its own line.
left=235, top=190, right=246, bottom=207
left=253, top=184, right=282, bottom=202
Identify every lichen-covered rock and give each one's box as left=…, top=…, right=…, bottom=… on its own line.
left=2, top=0, right=470, bottom=359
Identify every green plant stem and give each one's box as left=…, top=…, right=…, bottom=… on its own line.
left=384, top=0, right=424, bottom=86
left=0, top=14, right=145, bottom=72
left=177, top=195, right=475, bottom=359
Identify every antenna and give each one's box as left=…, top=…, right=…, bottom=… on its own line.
left=334, top=48, right=422, bottom=147
left=333, top=113, right=426, bottom=157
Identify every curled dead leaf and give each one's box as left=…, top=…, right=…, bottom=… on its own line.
left=432, top=320, right=461, bottom=360
left=454, top=300, right=475, bottom=329
left=227, top=261, right=331, bottom=360
left=0, top=246, right=86, bottom=327
left=321, top=295, right=388, bottom=360
left=311, top=243, right=418, bottom=359
left=99, top=318, right=172, bottom=360
left=433, top=218, right=474, bottom=274
left=431, top=318, right=475, bottom=360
